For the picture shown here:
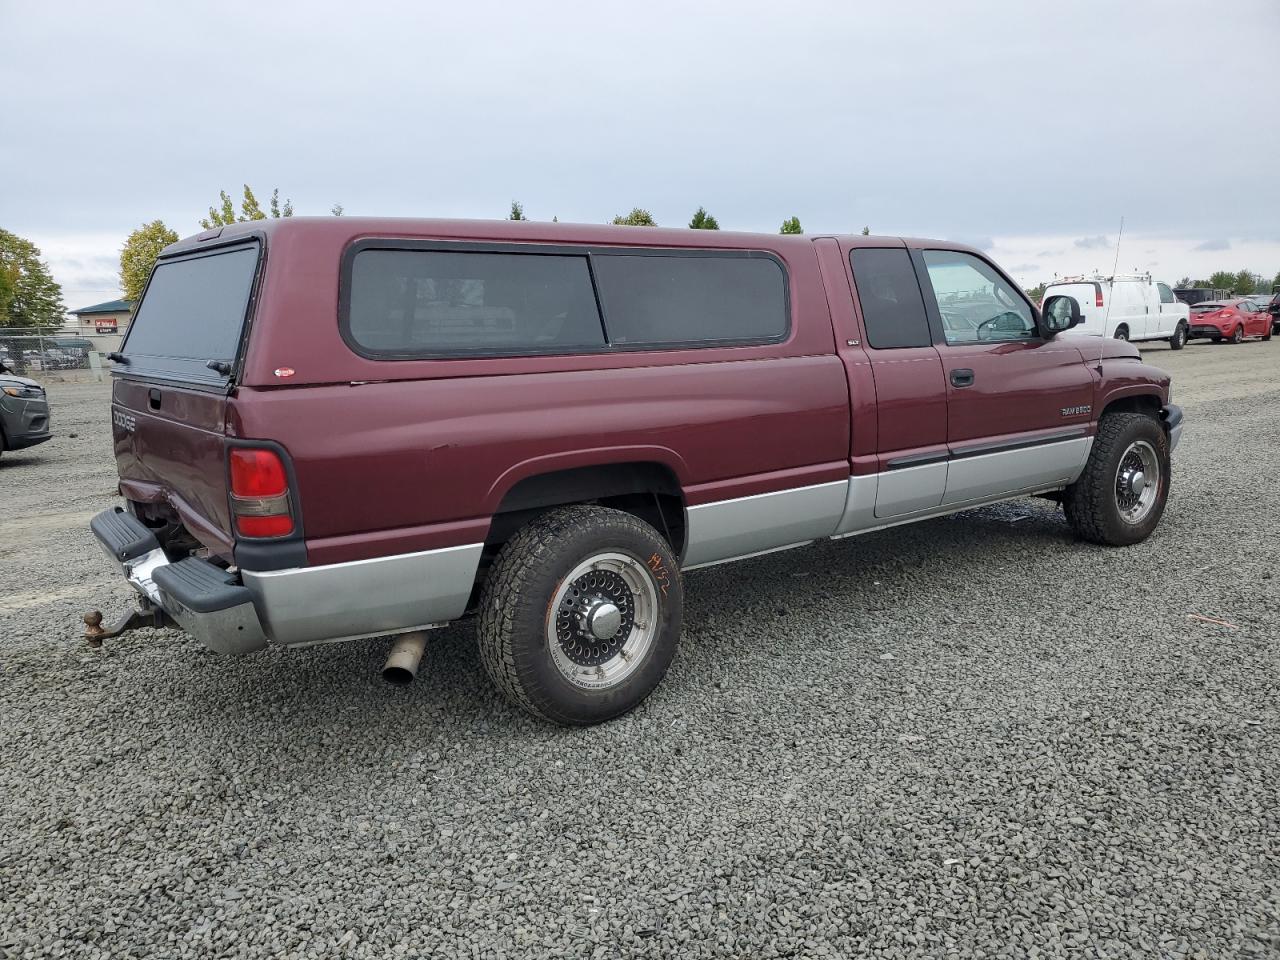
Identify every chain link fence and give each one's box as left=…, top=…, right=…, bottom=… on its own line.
left=0, top=328, right=123, bottom=383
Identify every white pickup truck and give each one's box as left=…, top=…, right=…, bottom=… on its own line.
left=1042, top=274, right=1190, bottom=349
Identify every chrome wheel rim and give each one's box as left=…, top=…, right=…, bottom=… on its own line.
left=1115, top=440, right=1160, bottom=524
left=547, top=552, right=658, bottom=690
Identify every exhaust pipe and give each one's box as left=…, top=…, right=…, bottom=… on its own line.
left=382, top=631, right=429, bottom=686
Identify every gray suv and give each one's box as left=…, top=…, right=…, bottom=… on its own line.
left=0, top=360, right=52, bottom=457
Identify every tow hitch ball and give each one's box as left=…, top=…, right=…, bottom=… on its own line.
left=82, top=602, right=172, bottom=647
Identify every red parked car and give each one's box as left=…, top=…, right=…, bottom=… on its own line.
left=90, top=218, right=1181, bottom=725
left=1186, top=298, right=1274, bottom=344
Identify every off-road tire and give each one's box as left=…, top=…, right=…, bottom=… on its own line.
left=1169, top=322, right=1187, bottom=350
left=1065, top=413, right=1170, bottom=546
left=477, top=504, right=683, bottom=726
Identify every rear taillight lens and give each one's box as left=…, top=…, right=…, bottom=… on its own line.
left=229, top=448, right=288, bottom=497
left=1095, top=289, right=1105, bottom=308
left=235, top=515, right=295, bottom=538
left=228, top=447, right=294, bottom=538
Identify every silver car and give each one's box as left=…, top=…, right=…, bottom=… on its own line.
left=0, top=361, right=52, bottom=457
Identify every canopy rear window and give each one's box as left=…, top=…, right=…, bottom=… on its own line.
left=121, top=244, right=260, bottom=384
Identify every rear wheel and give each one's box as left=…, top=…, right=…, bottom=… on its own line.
left=477, top=505, right=683, bottom=726
left=1113, top=325, right=1129, bottom=341
left=1169, top=322, right=1187, bottom=350
left=1230, top=325, right=1244, bottom=344
left=1065, top=413, right=1170, bottom=546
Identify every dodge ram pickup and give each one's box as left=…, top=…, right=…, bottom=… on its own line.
left=90, top=218, right=1182, bottom=725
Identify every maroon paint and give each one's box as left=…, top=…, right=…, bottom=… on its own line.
left=111, top=218, right=1174, bottom=569
left=935, top=339, right=1095, bottom=445
left=112, top=378, right=233, bottom=552
left=813, top=237, right=878, bottom=473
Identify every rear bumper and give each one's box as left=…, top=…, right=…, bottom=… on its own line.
left=1188, top=324, right=1226, bottom=338
left=90, top=508, right=269, bottom=655
left=89, top=507, right=482, bottom=653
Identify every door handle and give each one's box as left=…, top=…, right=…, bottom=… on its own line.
left=148, top=388, right=161, bottom=410
left=950, top=368, right=975, bottom=388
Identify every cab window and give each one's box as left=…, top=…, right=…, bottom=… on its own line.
left=848, top=248, right=932, bottom=349
left=921, top=250, right=1036, bottom=344
left=1157, top=282, right=1176, bottom=304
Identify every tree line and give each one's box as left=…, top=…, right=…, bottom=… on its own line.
left=2, top=189, right=1274, bottom=329
left=1175, top=270, right=1278, bottom=296
left=1027, top=268, right=1280, bottom=302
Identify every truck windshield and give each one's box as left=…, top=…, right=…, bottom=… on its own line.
left=121, top=243, right=259, bottom=385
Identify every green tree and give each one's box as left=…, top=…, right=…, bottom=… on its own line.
left=689, top=207, right=719, bottom=230
left=1271, top=270, right=1280, bottom=293
left=1232, top=269, right=1256, bottom=294
left=0, top=259, right=14, bottom=320
left=201, top=185, right=294, bottom=229
left=1025, top=283, right=1046, bottom=303
left=1207, top=270, right=1237, bottom=291
left=0, top=229, right=65, bottom=328
left=1175, top=276, right=1192, bottom=288
left=119, top=220, right=179, bottom=301
left=780, top=216, right=803, bottom=235
left=331, top=203, right=344, bottom=217
left=861, top=225, right=871, bottom=236
left=509, top=201, right=526, bottom=221
left=612, top=208, right=657, bottom=226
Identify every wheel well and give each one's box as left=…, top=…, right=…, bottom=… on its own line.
left=485, top=462, right=687, bottom=558
left=1101, top=394, right=1161, bottom=420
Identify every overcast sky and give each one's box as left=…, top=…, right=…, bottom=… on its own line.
left=2, top=0, right=1278, bottom=309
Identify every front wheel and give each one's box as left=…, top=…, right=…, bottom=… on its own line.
left=1169, top=322, right=1187, bottom=350
left=1065, top=413, right=1170, bottom=546
left=477, top=505, right=683, bottom=726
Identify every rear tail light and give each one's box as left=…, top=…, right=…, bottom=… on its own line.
left=1095, top=289, right=1105, bottom=308
left=228, top=446, right=295, bottom=538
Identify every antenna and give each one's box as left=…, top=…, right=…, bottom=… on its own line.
left=1096, top=216, right=1125, bottom=374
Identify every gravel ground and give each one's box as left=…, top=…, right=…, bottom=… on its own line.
left=2, top=339, right=1278, bottom=959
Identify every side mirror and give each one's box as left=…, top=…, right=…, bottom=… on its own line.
left=1042, top=294, right=1082, bottom=335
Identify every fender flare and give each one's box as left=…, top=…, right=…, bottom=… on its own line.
left=483, top=445, right=691, bottom=516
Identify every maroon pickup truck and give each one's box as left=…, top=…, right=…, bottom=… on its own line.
left=90, top=218, right=1182, bottom=725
